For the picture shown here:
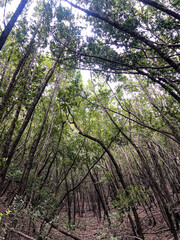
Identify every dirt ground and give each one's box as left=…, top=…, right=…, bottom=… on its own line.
left=0, top=196, right=179, bottom=240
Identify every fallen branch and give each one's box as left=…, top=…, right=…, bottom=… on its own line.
left=144, top=227, right=169, bottom=235
left=4, top=223, right=36, bottom=240
left=124, top=235, right=144, bottom=240
left=50, top=222, right=81, bottom=240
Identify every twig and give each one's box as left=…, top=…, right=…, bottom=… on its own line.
left=124, top=235, right=144, bottom=240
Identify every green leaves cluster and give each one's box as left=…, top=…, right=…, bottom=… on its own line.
left=112, top=185, right=149, bottom=219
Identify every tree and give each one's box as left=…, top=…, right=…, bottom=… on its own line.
left=0, top=0, right=29, bottom=51
left=64, top=0, right=180, bottom=102
left=0, top=1, right=180, bottom=239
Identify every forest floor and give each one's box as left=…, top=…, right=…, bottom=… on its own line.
left=51, top=207, right=174, bottom=240
left=0, top=196, right=179, bottom=240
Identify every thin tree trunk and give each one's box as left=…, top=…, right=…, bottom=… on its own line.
left=89, top=169, right=111, bottom=225
left=0, top=58, right=59, bottom=190
left=0, top=0, right=28, bottom=51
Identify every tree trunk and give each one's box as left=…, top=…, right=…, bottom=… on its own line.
left=0, top=0, right=28, bottom=51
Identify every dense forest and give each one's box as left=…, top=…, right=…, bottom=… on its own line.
left=0, top=0, right=179, bottom=239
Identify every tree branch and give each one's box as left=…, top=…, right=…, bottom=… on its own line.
left=138, top=0, right=180, bottom=20
left=64, top=0, right=180, bottom=73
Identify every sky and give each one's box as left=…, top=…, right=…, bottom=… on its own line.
left=0, top=0, right=20, bottom=28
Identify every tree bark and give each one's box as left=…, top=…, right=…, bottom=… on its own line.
left=0, top=0, right=28, bottom=51
left=138, top=0, right=180, bottom=20
left=0, top=59, right=59, bottom=190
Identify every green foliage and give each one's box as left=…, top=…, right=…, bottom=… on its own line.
left=0, top=158, right=7, bottom=168
left=0, top=212, right=3, bottom=223
left=112, top=185, right=149, bottom=220
left=0, top=1, right=179, bottom=238
left=6, top=169, right=22, bottom=182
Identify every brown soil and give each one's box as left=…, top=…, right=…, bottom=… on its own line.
left=0, top=197, right=179, bottom=240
